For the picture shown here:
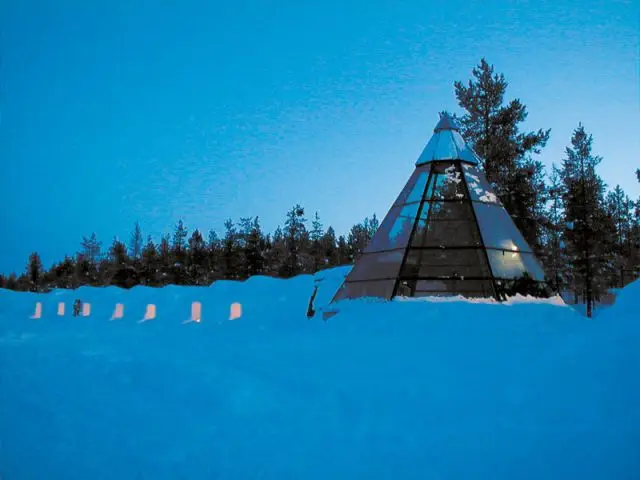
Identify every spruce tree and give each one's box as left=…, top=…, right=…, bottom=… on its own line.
left=605, top=185, right=630, bottom=287
left=5, top=273, right=18, bottom=290
left=336, top=235, right=349, bottom=265
left=48, top=256, right=76, bottom=289
left=80, top=233, right=102, bottom=265
left=207, top=230, right=222, bottom=281
left=267, top=226, right=287, bottom=276
left=309, top=212, right=325, bottom=271
left=368, top=214, right=380, bottom=238
left=106, top=237, right=137, bottom=288
left=187, top=229, right=208, bottom=284
left=321, top=226, right=338, bottom=267
left=283, top=205, right=308, bottom=276
left=244, top=217, right=265, bottom=278
left=26, top=252, right=43, bottom=292
left=541, top=164, right=565, bottom=291
left=158, top=234, right=172, bottom=285
left=222, top=219, right=239, bottom=280
left=141, top=236, right=158, bottom=285
left=171, top=220, right=189, bottom=284
left=129, top=221, right=143, bottom=260
left=77, top=233, right=102, bottom=285
left=560, top=124, right=609, bottom=317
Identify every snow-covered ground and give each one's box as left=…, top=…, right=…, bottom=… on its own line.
left=1, top=268, right=639, bottom=479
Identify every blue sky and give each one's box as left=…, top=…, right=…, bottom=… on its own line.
left=1, top=0, right=638, bottom=275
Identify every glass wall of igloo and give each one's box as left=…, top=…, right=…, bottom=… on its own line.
left=333, top=160, right=546, bottom=302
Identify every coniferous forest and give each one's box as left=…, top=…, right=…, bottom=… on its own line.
left=2, top=59, right=639, bottom=306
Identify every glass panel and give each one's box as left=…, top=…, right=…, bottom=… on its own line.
left=473, top=202, right=533, bottom=252
left=401, top=248, right=491, bottom=278
left=429, top=165, right=466, bottom=200
left=487, top=250, right=545, bottom=281
left=414, top=279, right=494, bottom=297
left=411, top=201, right=482, bottom=248
left=347, top=250, right=405, bottom=282
left=521, top=252, right=546, bottom=282
left=365, top=203, right=420, bottom=252
left=414, top=221, right=482, bottom=248
left=364, top=205, right=400, bottom=253
left=393, top=165, right=430, bottom=206
left=334, top=279, right=395, bottom=301
left=405, top=168, right=430, bottom=204
left=434, top=131, right=458, bottom=160
left=387, top=203, right=419, bottom=248
left=462, top=164, right=500, bottom=204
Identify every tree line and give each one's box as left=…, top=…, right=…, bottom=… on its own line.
left=1, top=59, right=639, bottom=312
left=0, top=210, right=379, bottom=292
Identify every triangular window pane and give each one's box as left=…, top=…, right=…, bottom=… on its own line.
left=473, top=203, right=532, bottom=252
left=347, top=250, right=405, bottom=281
left=393, top=165, right=430, bottom=206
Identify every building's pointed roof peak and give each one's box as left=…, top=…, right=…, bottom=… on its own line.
left=434, top=111, right=461, bottom=132
left=416, top=111, right=480, bottom=166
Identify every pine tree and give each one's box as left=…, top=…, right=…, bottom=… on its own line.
left=141, top=236, right=158, bottom=285
left=336, top=235, right=349, bottom=265
left=321, top=226, right=338, bottom=267
left=129, top=221, right=143, bottom=260
left=283, top=205, right=308, bottom=277
left=5, top=273, right=18, bottom=290
left=222, top=219, right=240, bottom=280
left=158, top=234, right=172, bottom=285
left=207, top=230, right=222, bottom=282
left=541, top=164, right=565, bottom=291
left=368, top=214, right=380, bottom=237
left=560, top=124, right=609, bottom=317
left=26, top=252, right=43, bottom=292
left=243, top=217, right=265, bottom=278
left=0, top=274, right=5, bottom=289
left=187, top=229, right=208, bottom=284
left=454, top=58, right=551, bottom=251
left=347, top=221, right=369, bottom=262
left=48, top=256, right=76, bottom=289
left=309, top=212, right=325, bottom=271
left=605, top=185, right=630, bottom=288
left=106, top=237, right=137, bottom=288
left=310, top=212, right=323, bottom=242
left=171, top=220, right=189, bottom=284
left=266, top=226, right=287, bottom=276
left=80, top=233, right=102, bottom=265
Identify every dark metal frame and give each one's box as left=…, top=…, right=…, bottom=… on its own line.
left=391, top=160, right=500, bottom=300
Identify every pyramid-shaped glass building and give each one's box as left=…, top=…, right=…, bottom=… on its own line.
left=331, top=112, right=546, bottom=302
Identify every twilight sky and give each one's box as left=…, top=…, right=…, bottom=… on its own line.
left=1, top=0, right=638, bottom=275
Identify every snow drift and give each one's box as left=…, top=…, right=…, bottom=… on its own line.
left=1, top=268, right=639, bottom=479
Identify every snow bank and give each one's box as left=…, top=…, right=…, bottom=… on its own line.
left=1, top=268, right=639, bottom=479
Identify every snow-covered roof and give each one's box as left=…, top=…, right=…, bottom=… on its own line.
left=416, top=112, right=481, bottom=166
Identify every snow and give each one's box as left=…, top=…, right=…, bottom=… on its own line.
left=444, top=164, right=462, bottom=184
left=1, top=269, right=639, bottom=479
left=479, top=191, right=499, bottom=203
